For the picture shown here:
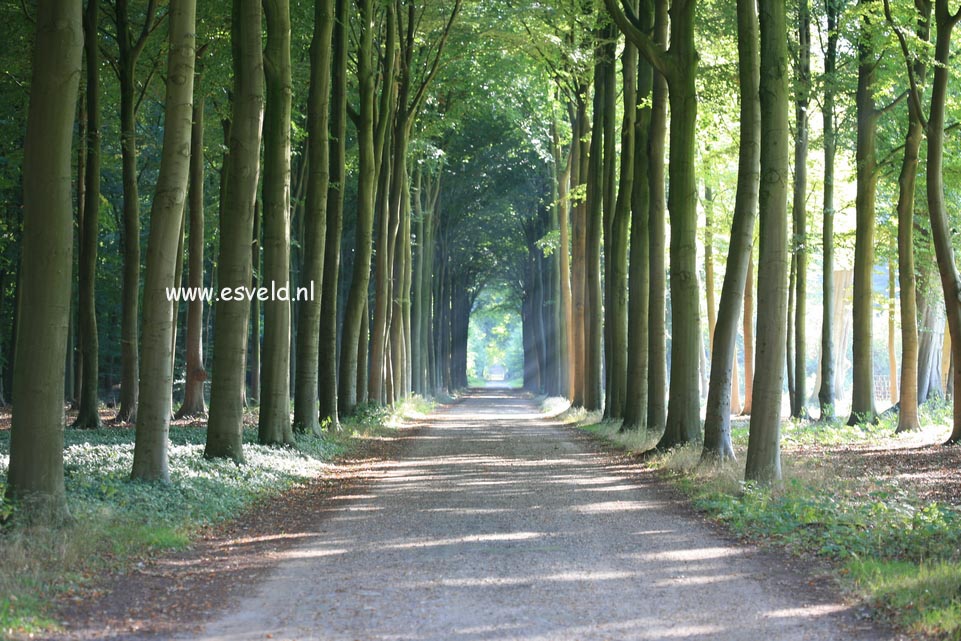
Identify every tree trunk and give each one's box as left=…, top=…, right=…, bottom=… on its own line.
left=339, top=0, right=382, bottom=414
left=257, top=0, right=295, bottom=446
left=657, top=0, right=701, bottom=449
left=130, top=0, right=196, bottom=481
left=75, top=0, right=103, bottom=429
left=570, top=93, right=589, bottom=406
left=892, top=29, right=926, bottom=430
left=177, top=58, right=207, bottom=420
left=819, top=0, right=840, bottom=421
left=791, top=0, right=810, bottom=419
left=888, top=262, right=898, bottom=405
left=605, top=31, right=634, bottom=418
left=113, top=0, right=157, bottom=424
left=317, top=0, right=347, bottom=428
left=704, top=185, right=717, bottom=349
left=623, top=0, right=654, bottom=431
left=745, top=0, right=790, bottom=483
left=702, top=0, right=760, bottom=461
left=928, top=0, right=961, bottom=442
left=647, top=1, right=668, bottom=433
left=205, top=0, right=264, bottom=463
left=292, top=0, right=333, bottom=435
left=7, top=0, right=83, bottom=522
left=742, top=253, right=755, bottom=414
left=849, top=0, right=880, bottom=426
left=249, top=201, right=261, bottom=405
left=584, top=22, right=613, bottom=412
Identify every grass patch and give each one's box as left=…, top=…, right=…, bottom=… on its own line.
left=0, top=396, right=431, bottom=640
left=577, top=413, right=961, bottom=640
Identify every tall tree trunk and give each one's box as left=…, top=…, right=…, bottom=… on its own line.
left=249, top=202, right=261, bottom=405
left=745, top=0, right=790, bottom=483
left=113, top=0, right=158, bottom=424
left=605, top=30, right=634, bottom=418
left=704, top=185, right=717, bottom=349
left=293, top=0, right=333, bottom=435
left=339, top=0, right=382, bottom=414
left=7, top=0, right=83, bottom=522
left=742, top=252, right=755, bottom=414
left=819, top=0, right=840, bottom=420
left=318, top=0, right=347, bottom=428
left=895, top=106, right=923, bottom=429
left=657, top=0, right=701, bottom=449
left=647, top=1, right=668, bottom=433
left=927, top=0, right=961, bottom=443
left=702, top=0, right=760, bottom=461
left=888, top=262, right=898, bottom=405
left=623, top=0, right=654, bottom=431
left=584, top=21, right=612, bottom=412
left=570, top=93, right=589, bottom=406
left=75, top=0, right=103, bottom=429
left=130, top=0, right=196, bottom=481
left=258, top=0, right=295, bottom=446
left=791, top=0, right=811, bottom=419
left=177, top=67, right=207, bottom=420
left=205, top=0, right=264, bottom=462
left=849, top=0, right=880, bottom=426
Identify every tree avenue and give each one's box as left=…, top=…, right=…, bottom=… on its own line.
left=5, top=0, right=961, bottom=527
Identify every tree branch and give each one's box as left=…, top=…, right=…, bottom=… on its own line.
left=882, top=0, right=929, bottom=128
left=602, top=0, right=670, bottom=78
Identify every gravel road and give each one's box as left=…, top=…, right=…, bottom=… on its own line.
left=191, top=389, right=892, bottom=641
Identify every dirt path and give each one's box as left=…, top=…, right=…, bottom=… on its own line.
left=177, top=389, right=893, bottom=641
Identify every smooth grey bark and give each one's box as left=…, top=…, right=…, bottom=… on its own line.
left=6, top=0, right=84, bottom=523
left=791, top=0, right=811, bottom=419
left=848, top=0, right=880, bottom=426
left=818, top=0, right=841, bottom=420
left=176, top=56, right=207, bottom=420
left=702, top=0, right=760, bottom=462
left=258, top=0, right=295, bottom=447
left=318, top=0, right=348, bottom=429
left=131, top=0, right=196, bottom=481
left=292, top=0, right=333, bottom=435
left=745, top=0, right=790, bottom=483
left=75, top=0, right=103, bottom=430
left=205, top=0, right=264, bottom=463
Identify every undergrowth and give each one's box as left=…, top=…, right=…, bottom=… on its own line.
left=0, top=396, right=431, bottom=639
left=577, top=407, right=961, bottom=640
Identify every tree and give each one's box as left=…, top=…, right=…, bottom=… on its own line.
left=818, top=0, right=843, bottom=420
left=6, top=0, right=84, bottom=523
left=258, top=0, right=295, bottom=447
left=883, top=0, right=930, bottom=433
left=108, top=0, right=160, bottom=424
left=205, top=0, right=264, bottom=463
left=790, top=0, right=811, bottom=419
left=318, top=0, right=348, bottom=429
left=339, top=0, right=388, bottom=414
left=745, top=0, right=790, bottom=483
left=606, top=0, right=702, bottom=448
left=131, top=0, right=197, bottom=481
left=176, top=53, right=207, bottom=419
left=75, top=0, right=103, bottom=430
left=701, top=0, right=760, bottom=461
left=623, top=0, right=655, bottom=431
left=923, top=0, right=961, bottom=442
left=849, top=0, right=881, bottom=426
left=292, top=0, right=334, bottom=435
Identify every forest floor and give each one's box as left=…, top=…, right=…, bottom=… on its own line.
left=49, top=390, right=899, bottom=641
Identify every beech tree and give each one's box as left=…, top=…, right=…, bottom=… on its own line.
left=131, top=0, right=197, bottom=481
left=745, top=0, right=790, bottom=483
left=205, top=0, right=264, bottom=463
left=6, top=0, right=84, bottom=523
